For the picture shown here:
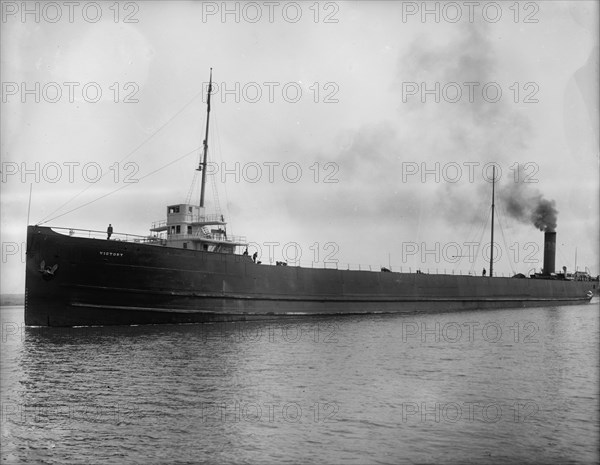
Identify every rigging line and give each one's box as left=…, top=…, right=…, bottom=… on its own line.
left=473, top=209, right=491, bottom=274
left=38, top=89, right=206, bottom=225
left=213, top=108, right=228, bottom=217
left=210, top=166, right=221, bottom=214
left=185, top=170, right=200, bottom=205
left=117, top=89, right=205, bottom=164
left=453, top=200, right=489, bottom=274
left=452, top=210, right=482, bottom=273
left=469, top=207, right=491, bottom=275
left=209, top=114, right=222, bottom=216
left=27, top=184, right=33, bottom=227
left=38, top=146, right=201, bottom=225
left=495, top=204, right=516, bottom=276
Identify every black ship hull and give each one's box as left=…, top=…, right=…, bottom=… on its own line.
left=25, top=226, right=596, bottom=327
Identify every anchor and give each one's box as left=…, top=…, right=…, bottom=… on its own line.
left=39, top=260, right=59, bottom=280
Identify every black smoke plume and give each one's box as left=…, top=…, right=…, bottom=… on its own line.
left=499, top=169, right=558, bottom=232
left=531, top=198, right=558, bottom=232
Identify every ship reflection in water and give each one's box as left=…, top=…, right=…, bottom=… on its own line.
left=2, top=303, right=598, bottom=464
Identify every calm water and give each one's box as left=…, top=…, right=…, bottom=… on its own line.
left=1, top=302, right=598, bottom=464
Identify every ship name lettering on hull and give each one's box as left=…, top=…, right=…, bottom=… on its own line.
left=99, top=251, right=123, bottom=257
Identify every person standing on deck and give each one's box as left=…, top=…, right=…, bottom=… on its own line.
left=107, top=224, right=113, bottom=240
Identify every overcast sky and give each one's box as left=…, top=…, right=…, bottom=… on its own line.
left=1, top=1, right=598, bottom=293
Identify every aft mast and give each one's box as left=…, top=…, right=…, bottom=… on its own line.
left=489, top=165, right=495, bottom=277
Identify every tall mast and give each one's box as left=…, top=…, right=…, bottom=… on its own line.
left=489, top=165, right=495, bottom=277
left=198, top=68, right=213, bottom=208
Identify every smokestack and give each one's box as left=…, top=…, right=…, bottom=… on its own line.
left=543, top=231, right=556, bottom=276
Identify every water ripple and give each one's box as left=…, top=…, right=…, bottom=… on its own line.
left=1, top=304, right=598, bottom=464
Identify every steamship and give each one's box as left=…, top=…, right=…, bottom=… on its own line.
left=24, top=71, right=597, bottom=327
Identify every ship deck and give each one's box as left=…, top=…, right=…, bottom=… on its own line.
left=38, top=226, right=596, bottom=279
left=48, top=226, right=167, bottom=245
